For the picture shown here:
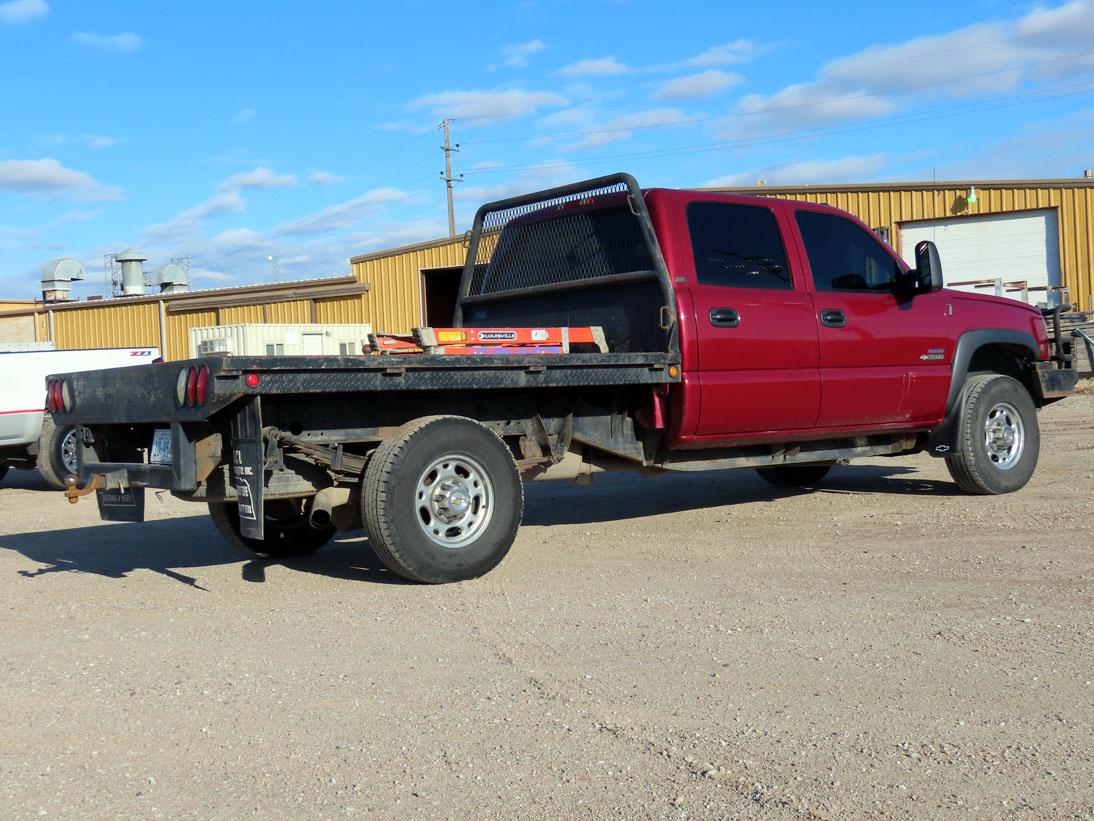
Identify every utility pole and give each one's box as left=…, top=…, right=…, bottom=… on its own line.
left=440, top=118, right=462, bottom=237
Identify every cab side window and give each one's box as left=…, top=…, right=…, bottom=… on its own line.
left=687, top=202, right=792, bottom=290
left=796, top=210, right=904, bottom=292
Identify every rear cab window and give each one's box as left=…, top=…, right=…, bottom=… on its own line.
left=686, top=202, right=793, bottom=289
left=795, top=209, right=904, bottom=292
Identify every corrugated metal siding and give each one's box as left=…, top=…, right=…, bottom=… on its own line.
left=352, top=237, right=467, bottom=333
left=167, top=309, right=217, bottom=360
left=315, top=295, right=367, bottom=324
left=266, top=300, right=311, bottom=323
left=219, top=304, right=265, bottom=325
left=0, top=301, right=37, bottom=313
left=53, top=302, right=159, bottom=351
left=754, top=184, right=1094, bottom=310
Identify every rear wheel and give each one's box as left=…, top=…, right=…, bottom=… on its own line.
left=208, top=499, right=335, bottom=559
left=37, top=417, right=78, bottom=491
left=945, top=374, right=1039, bottom=494
left=361, top=416, right=523, bottom=583
left=756, top=464, right=831, bottom=488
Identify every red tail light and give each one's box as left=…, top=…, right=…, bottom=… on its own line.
left=47, top=380, right=57, bottom=412
left=195, top=366, right=209, bottom=405
left=185, top=367, right=198, bottom=406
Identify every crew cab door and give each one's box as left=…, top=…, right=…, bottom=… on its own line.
left=793, top=208, right=951, bottom=428
left=683, top=198, right=821, bottom=439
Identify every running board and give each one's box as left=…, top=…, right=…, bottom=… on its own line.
left=659, top=434, right=921, bottom=472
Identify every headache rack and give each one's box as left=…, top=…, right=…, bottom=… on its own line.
left=453, top=173, right=678, bottom=355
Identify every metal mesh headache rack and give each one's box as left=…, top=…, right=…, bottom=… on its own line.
left=454, top=173, right=677, bottom=342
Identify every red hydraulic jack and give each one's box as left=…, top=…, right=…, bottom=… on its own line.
left=367, top=326, right=607, bottom=356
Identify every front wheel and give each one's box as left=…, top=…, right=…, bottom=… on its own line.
left=756, top=464, right=831, bottom=488
left=945, top=374, right=1039, bottom=494
left=208, top=499, right=335, bottom=559
left=37, top=417, right=78, bottom=491
left=361, top=416, right=523, bottom=583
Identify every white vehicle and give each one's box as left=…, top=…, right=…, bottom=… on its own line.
left=0, top=346, right=159, bottom=489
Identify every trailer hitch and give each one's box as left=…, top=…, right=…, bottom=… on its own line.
left=64, top=473, right=106, bottom=504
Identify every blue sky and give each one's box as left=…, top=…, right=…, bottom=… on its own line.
left=1, top=0, right=1092, bottom=298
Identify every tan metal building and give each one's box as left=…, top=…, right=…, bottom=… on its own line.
left=2, top=176, right=1090, bottom=356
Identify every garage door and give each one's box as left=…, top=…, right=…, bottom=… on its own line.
left=899, top=209, right=1061, bottom=304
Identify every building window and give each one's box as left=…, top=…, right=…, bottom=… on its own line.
left=265, top=343, right=285, bottom=356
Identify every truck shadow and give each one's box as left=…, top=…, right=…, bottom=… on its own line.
left=0, top=518, right=404, bottom=588
left=0, top=469, right=60, bottom=493
left=521, top=464, right=962, bottom=526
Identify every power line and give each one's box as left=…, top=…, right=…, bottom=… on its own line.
left=458, top=80, right=1094, bottom=177
left=194, top=153, right=437, bottom=269
left=210, top=175, right=442, bottom=275
left=188, top=129, right=436, bottom=268
left=459, top=49, right=1094, bottom=146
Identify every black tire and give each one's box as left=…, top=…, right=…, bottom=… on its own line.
left=756, top=464, right=832, bottom=488
left=0, top=464, right=8, bottom=485
left=945, top=374, right=1039, bottom=495
left=208, top=499, right=335, bottom=559
left=37, top=416, right=77, bottom=491
left=361, top=416, right=523, bottom=584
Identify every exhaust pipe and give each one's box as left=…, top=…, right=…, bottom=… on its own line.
left=309, top=486, right=352, bottom=529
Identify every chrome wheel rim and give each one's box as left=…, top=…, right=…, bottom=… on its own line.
left=60, top=429, right=79, bottom=474
left=415, top=453, right=493, bottom=549
left=984, top=401, right=1025, bottom=470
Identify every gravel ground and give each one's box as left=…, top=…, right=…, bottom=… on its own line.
left=1, top=391, right=1091, bottom=819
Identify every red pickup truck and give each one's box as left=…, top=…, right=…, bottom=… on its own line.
left=52, top=173, right=1077, bottom=583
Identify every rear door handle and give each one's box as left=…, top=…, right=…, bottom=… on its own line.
left=819, top=309, right=846, bottom=328
left=709, top=307, right=740, bottom=328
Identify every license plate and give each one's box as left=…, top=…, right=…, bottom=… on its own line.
left=150, top=428, right=172, bottom=464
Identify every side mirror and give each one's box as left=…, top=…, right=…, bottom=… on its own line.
left=914, top=240, right=944, bottom=292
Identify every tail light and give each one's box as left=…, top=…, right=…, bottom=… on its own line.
left=195, top=366, right=209, bottom=405
left=47, top=379, right=72, bottom=413
left=177, top=365, right=211, bottom=407
left=185, top=367, right=198, bottom=405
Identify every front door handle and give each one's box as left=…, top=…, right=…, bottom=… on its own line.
left=819, top=309, right=847, bottom=328
left=709, top=307, right=740, bottom=328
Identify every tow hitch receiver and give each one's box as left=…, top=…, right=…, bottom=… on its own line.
left=65, top=473, right=146, bottom=522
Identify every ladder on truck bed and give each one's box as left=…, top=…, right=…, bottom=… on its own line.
left=367, top=326, right=608, bottom=356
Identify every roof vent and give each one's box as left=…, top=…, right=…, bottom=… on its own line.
left=149, top=262, right=191, bottom=294
left=113, top=247, right=147, bottom=296
left=41, top=257, right=85, bottom=302
left=1084, top=169, right=1093, bottom=179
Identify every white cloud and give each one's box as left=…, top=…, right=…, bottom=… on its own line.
left=457, top=163, right=581, bottom=203
left=501, top=39, right=546, bottom=68
left=180, top=191, right=246, bottom=220
left=653, top=70, right=742, bottom=101
left=686, top=39, right=758, bottom=67
left=308, top=171, right=345, bottom=185
left=85, top=135, right=117, bottom=149
left=704, top=154, right=890, bottom=187
left=234, top=108, right=256, bottom=124
left=721, top=1, right=1094, bottom=137
left=566, top=107, right=690, bottom=150
left=40, top=133, right=118, bottom=149
left=0, top=158, right=123, bottom=201
left=71, top=32, right=142, bottom=52
left=408, top=88, right=568, bottom=123
left=218, top=167, right=297, bottom=191
left=0, top=0, right=45, bottom=25
left=559, top=57, right=629, bottom=78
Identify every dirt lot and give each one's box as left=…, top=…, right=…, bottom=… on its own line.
left=1, top=391, right=1091, bottom=819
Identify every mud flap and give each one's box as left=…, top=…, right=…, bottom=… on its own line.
left=229, top=396, right=264, bottom=540
left=96, top=486, right=145, bottom=522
